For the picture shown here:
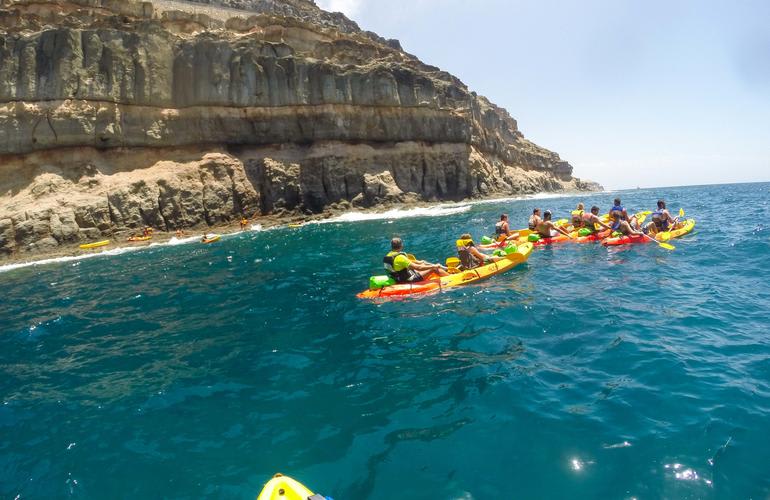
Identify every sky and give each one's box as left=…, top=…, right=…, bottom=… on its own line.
left=315, top=0, right=769, bottom=189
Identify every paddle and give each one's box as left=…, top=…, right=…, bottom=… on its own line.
left=643, top=233, right=675, bottom=250
left=641, top=225, right=675, bottom=250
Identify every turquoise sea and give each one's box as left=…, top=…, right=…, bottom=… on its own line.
left=1, top=182, right=769, bottom=499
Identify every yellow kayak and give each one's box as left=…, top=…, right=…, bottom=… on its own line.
left=358, top=242, right=533, bottom=299
left=287, top=223, right=304, bottom=228
left=201, top=234, right=221, bottom=244
left=257, top=473, right=325, bottom=500
left=79, top=240, right=110, bottom=249
left=656, top=218, right=696, bottom=241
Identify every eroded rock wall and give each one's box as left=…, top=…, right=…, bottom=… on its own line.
left=0, top=0, right=600, bottom=258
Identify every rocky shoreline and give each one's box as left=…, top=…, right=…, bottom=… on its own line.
left=0, top=189, right=600, bottom=269
left=0, top=0, right=601, bottom=261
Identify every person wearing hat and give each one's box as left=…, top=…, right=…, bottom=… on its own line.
left=383, top=237, right=448, bottom=283
left=456, top=234, right=503, bottom=270
left=535, top=210, right=573, bottom=239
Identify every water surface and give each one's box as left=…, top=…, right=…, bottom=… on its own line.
left=1, top=182, right=769, bottom=498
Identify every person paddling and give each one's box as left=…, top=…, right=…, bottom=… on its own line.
left=536, top=211, right=573, bottom=238
left=579, top=206, right=613, bottom=234
left=456, top=234, right=503, bottom=270
left=383, top=237, right=448, bottom=284
left=528, top=208, right=542, bottom=231
left=494, top=214, right=519, bottom=242
left=646, top=199, right=678, bottom=235
left=609, top=198, right=642, bottom=236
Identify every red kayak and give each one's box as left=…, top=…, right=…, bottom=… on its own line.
left=602, top=233, right=649, bottom=246
left=574, top=229, right=611, bottom=244
left=531, top=233, right=570, bottom=246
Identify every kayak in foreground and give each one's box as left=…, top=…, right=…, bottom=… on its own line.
left=257, top=473, right=331, bottom=500
left=79, top=240, right=110, bottom=249
left=357, top=242, right=533, bottom=299
left=602, top=219, right=696, bottom=246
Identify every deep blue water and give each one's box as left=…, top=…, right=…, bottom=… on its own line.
left=1, top=182, right=769, bottom=499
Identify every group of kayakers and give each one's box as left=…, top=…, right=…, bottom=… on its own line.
left=530, top=197, right=682, bottom=238
left=380, top=198, right=684, bottom=284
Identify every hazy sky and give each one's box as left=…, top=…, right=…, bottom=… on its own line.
left=316, top=0, right=769, bottom=189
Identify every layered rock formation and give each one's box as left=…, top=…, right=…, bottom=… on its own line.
left=0, top=0, right=599, bottom=257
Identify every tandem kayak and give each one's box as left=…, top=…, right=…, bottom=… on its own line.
left=570, top=211, right=652, bottom=244
left=127, top=236, right=152, bottom=242
left=79, top=240, right=110, bottom=249
left=357, top=242, right=533, bottom=299
left=602, top=219, right=696, bottom=246
left=257, top=473, right=331, bottom=500
left=573, top=229, right=611, bottom=243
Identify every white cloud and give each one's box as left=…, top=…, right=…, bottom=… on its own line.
left=315, top=0, right=361, bottom=18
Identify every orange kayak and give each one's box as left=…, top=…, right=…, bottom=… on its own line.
left=357, top=242, right=533, bottom=299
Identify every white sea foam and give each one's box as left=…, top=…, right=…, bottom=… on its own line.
left=0, top=245, right=145, bottom=274
left=317, top=204, right=472, bottom=223
left=166, top=236, right=200, bottom=246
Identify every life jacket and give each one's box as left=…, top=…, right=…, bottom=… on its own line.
left=456, top=239, right=482, bottom=269
left=610, top=205, right=626, bottom=230
left=528, top=216, right=539, bottom=231
left=571, top=209, right=584, bottom=225
left=383, top=251, right=417, bottom=282
left=652, top=209, right=669, bottom=230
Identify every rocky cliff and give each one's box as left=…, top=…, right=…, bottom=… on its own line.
left=0, top=0, right=599, bottom=257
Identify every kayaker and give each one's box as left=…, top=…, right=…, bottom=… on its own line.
left=240, top=217, right=248, bottom=230
left=609, top=198, right=642, bottom=236
left=647, top=200, right=678, bottom=235
left=570, top=203, right=585, bottom=227
left=143, top=227, right=152, bottom=237
left=456, top=234, right=503, bottom=269
left=536, top=211, right=573, bottom=238
left=579, top=206, right=613, bottom=233
left=528, top=208, right=542, bottom=231
left=494, top=214, right=519, bottom=242
left=384, top=237, right=448, bottom=283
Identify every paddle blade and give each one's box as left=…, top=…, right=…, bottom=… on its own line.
left=407, top=253, right=416, bottom=261
left=659, top=242, right=675, bottom=250
left=446, top=257, right=461, bottom=268
left=679, top=208, right=685, bottom=217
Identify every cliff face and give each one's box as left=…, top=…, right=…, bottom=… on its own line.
left=0, top=0, right=599, bottom=257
